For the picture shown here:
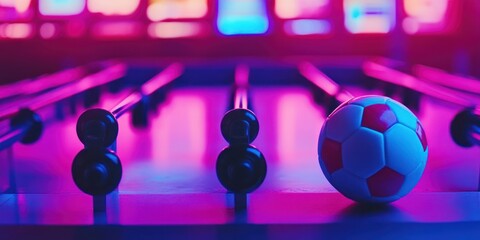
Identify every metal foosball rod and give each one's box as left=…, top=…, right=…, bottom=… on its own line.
left=216, top=65, right=267, bottom=211
left=363, top=58, right=480, bottom=148
left=0, top=62, right=111, bottom=114
left=363, top=58, right=477, bottom=107
left=300, top=60, right=469, bottom=110
left=76, top=63, right=184, bottom=149
left=298, top=62, right=354, bottom=114
left=0, top=64, right=86, bottom=101
left=0, top=62, right=127, bottom=152
left=0, top=62, right=126, bottom=122
left=221, top=64, right=259, bottom=145
left=72, top=63, right=184, bottom=214
left=413, top=64, right=480, bottom=95
left=0, top=61, right=117, bottom=104
left=0, top=109, right=42, bottom=152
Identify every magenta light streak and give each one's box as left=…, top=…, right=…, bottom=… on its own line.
left=87, top=0, right=140, bottom=16
left=363, top=59, right=475, bottom=108
left=148, top=22, right=205, bottom=39
left=0, top=23, right=33, bottom=39
left=91, top=21, right=143, bottom=38
left=402, top=0, right=456, bottom=34
left=413, top=65, right=480, bottom=95
left=111, top=63, right=183, bottom=118
left=0, top=63, right=127, bottom=121
left=30, top=63, right=126, bottom=110
left=141, top=63, right=183, bottom=96
left=275, top=0, right=330, bottom=19
left=299, top=61, right=353, bottom=103
left=0, top=65, right=86, bottom=99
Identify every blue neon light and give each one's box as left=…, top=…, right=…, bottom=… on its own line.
left=289, top=19, right=331, bottom=35
left=217, top=0, right=269, bottom=35
left=40, top=0, right=85, bottom=16
left=344, top=0, right=396, bottom=34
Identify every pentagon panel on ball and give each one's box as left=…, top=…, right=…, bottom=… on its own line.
left=318, top=95, right=428, bottom=204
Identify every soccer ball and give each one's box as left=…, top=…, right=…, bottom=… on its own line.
left=318, top=95, right=428, bottom=203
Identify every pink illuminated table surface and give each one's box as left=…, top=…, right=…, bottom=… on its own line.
left=1, top=86, right=479, bottom=238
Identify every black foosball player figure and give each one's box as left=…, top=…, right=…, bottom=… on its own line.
left=0, top=62, right=126, bottom=193
left=72, top=64, right=183, bottom=214
left=216, top=65, right=267, bottom=211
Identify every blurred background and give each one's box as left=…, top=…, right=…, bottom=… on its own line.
left=2, top=1, right=480, bottom=231
left=0, top=0, right=478, bottom=84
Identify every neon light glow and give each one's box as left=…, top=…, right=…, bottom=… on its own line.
left=403, top=0, right=453, bottom=34
left=405, top=0, right=448, bottom=23
left=217, top=0, right=269, bottom=35
left=284, top=19, right=330, bottom=35
left=344, top=0, right=396, bottom=34
left=275, top=0, right=329, bottom=19
left=0, top=0, right=30, bottom=12
left=147, top=0, right=207, bottom=22
left=148, top=22, right=205, bottom=38
left=0, top=0, right=32, bottom=20
left=87, top=0, right=140, bottom=16
left=39, top=0, right=85, bottom=16
left=0, top=23, right=33, bottom=39
left=39, top=23, right=57, bottom=38
left=91, top=22, right=143, bottom=38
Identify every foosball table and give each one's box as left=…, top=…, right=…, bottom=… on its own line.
left=1, top=0, right=480, bottom=239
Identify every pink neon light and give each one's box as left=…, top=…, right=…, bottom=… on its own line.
left=404, top=0, right=448, bottom=23
left=87, top=0, right=140, bottom=16
left=402, top=0, right=454, bottom=34
left=39, top=23, right=56, bottom=39
left=0, top=0, right=30, bottom=13
left=413, top=65, right=480, bottom=95
left=147, top=0, right=207, bottom=22
left=91, top=21, right=143, bottom=38
left=298, top=62, right=353, bottom=103
left=148, top=22, right=204, bottom=38
left=0, top=0, right=32, bottom=21
left=275, top=0, right=329, bottom=19
left=0, top=23, right=32, bottom=39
